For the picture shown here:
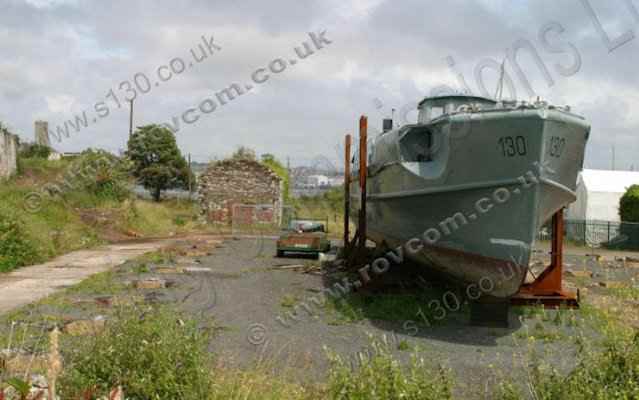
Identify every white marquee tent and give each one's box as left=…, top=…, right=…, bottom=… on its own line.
left=566, top=169, right=639, bottom=222
left=565, top=169, right=639, bottom=245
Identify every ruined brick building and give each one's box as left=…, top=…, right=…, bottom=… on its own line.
left=198, top=158, right=283, bottom=225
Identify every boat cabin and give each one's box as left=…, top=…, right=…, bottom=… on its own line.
left=417, top=95, right=496, bottom=124
left=360, top=95, right=499, bottom=178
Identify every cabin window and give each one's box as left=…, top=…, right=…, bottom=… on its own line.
left=400, top=127, right=434, bottom=162
left=428, top=106, right=443, bottom=120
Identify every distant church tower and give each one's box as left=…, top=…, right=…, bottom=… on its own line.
left=35, top=120, right=50, bottom=147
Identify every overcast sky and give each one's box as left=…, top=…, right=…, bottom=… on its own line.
left=1, top=0, right=637, bottom=170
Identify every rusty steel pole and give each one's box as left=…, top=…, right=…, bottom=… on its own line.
left=128, top=99, right=134, bottom=138
left=358, top=116, right=368, bottom=251
left=344, top=134, right=351, bottom=248
left=550, top=208, right=565, bottom=286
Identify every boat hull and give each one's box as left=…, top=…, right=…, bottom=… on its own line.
left=351, top=107, right=589, bottom=298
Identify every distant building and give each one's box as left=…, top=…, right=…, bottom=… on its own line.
left=48, top=152, right=62, bottom=161
left=566, top=169, right=639, bottom=246
left=307, top=174, right=330, bottom=187
left=567, top=169, right=639, bottom=222
left=198, top=158, right=283, bottom=225
left=328, top=176, right=345, bottom=186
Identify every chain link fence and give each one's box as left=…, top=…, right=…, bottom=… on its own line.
left=537, top=219, right=639, bottom=250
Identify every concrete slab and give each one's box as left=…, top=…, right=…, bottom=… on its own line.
left=0, top=239, right=182, bottom=315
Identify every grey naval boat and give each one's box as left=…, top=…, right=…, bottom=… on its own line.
left=350, top=95, right=590, bottom=298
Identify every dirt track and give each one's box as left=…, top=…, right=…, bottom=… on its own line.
left=0, top=239, right=182, bottom=314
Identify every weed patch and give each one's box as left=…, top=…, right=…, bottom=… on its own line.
left=326, top=337, right=453, bottom=399
left=281, top=294, right=300, bottom=308
left=59, top=306, right=214, bottom=399
left=498, top=332, right=639, bottom=399
left=0, top=212, right=40, bottom=272
left=326, top=292, right=466, bottom=326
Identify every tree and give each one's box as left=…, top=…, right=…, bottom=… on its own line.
left=620, top=184, right=639, bottom=222
left=260, top=153, right=275, bottom=163
left=615, top=185, right=639, bottom=250
left=19, top=143, right=51, bottom=159
left=261, top=154, right=290, bottom=201
left=231, top=146, right=256, bottom=161
left=126, top=125, right=191, bottom=201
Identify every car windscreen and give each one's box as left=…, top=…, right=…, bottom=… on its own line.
left=289, top=221, right=325, bottom=232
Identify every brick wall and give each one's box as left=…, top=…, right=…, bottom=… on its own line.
left=198, top=159, right=283, bottom=225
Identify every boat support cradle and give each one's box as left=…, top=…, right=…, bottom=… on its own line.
left=510, top=208, right=579, bottom=308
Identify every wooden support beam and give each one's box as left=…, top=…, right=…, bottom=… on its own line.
left=358, top=116, right=368, bottom=251
left=344, top=134, right=352, bottom=248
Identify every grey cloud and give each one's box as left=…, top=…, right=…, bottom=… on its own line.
left=0, top=0, right=636, bottom=169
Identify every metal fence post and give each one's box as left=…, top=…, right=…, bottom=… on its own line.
left=583, top=220, right=587, bottom=246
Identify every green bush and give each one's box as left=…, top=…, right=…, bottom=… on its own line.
left=326, top=337, right=453, bottom=399
left=620, top=185, right=639, bottom=222
left=19, top=143, right=52, bottom=159
left=64, top=149, right=131, bottom=202
left=0, top=212, right=39, bottom=272
left=261, top=154, right=291, bottom=201
left=60, top=306, right=214, bottom=399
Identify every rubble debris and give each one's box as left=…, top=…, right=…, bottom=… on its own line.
left=144, top=292, right=165, bottom=303
left=135, top=278, right=166, bottom=289
left=92, top=295, right=112, bottom=306
left=155, top=267, right=185, bottom=274
left=183, top=266, right=212, bottom=273
left=271, top=264, right=305, bottom=270
left=2, top=352, right=47, bottom=374
left=565, top=270, right=593, bottom=278
left=318, top=253, right=336, bottom=264
left=599, top=281, right=626, bottom=289
left=64, top=317, right=106, bottom=336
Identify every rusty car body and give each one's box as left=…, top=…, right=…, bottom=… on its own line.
left=276, top=218, right=331, bottom=257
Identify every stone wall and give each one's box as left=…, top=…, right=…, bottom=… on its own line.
left=0, top=129, right=18, bottom=179
left=198, top=158, right=283, bottom=225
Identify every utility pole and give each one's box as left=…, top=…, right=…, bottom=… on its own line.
left=611, top=144, right=616, bottom=171
left=128, top=99, right=134, bottom=138
left=188, top=153, right=192, bottom=196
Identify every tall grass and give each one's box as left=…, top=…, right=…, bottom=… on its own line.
left=326, top=336, right=453, bottom=400
left=497, top=305, right=639, bottom=399
left=118, top=199, right=202, bottom=236
left=0, top=156, right=203, bottom=271
left=0, top=212, right=40, bottom=272
left=0, top=181, right=100, bottom=269
left=59, top=306, right=214, bottom=400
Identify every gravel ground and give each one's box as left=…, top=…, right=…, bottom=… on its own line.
left=167, top=238, right=613, bottom=398
left=3, top=236, right=637, bottom=398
